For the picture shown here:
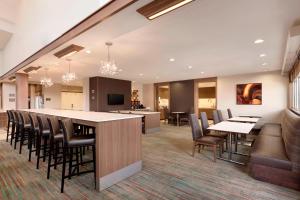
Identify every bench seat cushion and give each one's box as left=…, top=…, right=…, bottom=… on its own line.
left=260, top=123, right=281, bottom=137
left=251, top=135, right=292, bottom=170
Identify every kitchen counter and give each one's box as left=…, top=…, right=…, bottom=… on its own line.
left=22, top=108, right=143, bottom=191
left=111, top=110, right=160, bottom=133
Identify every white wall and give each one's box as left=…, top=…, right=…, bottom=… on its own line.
left=132, top=82, right=143, bottom=104
left=43, top=84, right=62, bottom=109
left=217, top=71, right=288, bottom=125
left=143, top=84, right=154, bottom=110
left=1, top=0, right=109, bottom=75
left=2, top=83, right=16, bottom=110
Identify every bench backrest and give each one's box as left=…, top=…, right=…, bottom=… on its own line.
left=281, top=109, right=300, bottom=172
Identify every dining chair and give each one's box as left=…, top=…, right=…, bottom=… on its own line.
left=60, top=118, right=96, bottom=193
left=227, top=108, right=233, bottom=118
left=189, top=114, right=223, bottom=162
left=212, top=110, right=220, bottom=124
left=200, top=112, right=228, bottom=150
left=217, top=110, right=224, bottom=122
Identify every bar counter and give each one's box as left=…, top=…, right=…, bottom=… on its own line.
left=22, top=109, right=143, bottom=191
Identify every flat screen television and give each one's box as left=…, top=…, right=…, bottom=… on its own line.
left=107, top=94, right=124, bottom=105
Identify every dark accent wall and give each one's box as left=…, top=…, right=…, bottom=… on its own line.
left=170, top=80, right=194, bottom=113
left=89, top=77, right=131, bottom=112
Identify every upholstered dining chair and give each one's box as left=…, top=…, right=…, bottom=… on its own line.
left=200, top=112, right=228, bottom=150
left=189, top=114, right=223, bottom=162
left=212, top=110, right=220, bottom=124
left=217, top=110, right=224, bottom=122
left=227, top=108, right=233, bottom=118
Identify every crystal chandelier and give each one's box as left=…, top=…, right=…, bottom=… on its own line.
left=62, top=59, right=76, bottom=83
left=40, top=69, right=53, bottom=87
left=99, top=42, right=119, bottom=75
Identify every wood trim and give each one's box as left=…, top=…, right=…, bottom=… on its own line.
left=0, top=0, right=137, bottom=80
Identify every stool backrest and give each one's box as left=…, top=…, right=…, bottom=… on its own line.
left=212, top=110, right=220, bottom=124
left=189, top=113, right=203, bottom=141
left=200, top=112, right=210, bottom=135
left=20, top=112, right=30, bottom=125
left=29, top=113, right=39, bottom=130
left=37, top=115, right=50, bottom=134
left=7, top=110, right=13, bottom=122
left=12, top=111, right=19, bottom=123
left=47, top=116, right=61, bottom=137
left=61, top=118, right=74, bottom=144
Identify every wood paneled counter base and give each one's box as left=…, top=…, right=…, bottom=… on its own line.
left=22, top=109, right=142, bottom=191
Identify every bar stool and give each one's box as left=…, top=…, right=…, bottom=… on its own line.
left=13, top=111, right=22, bottom=150
left=18, top=112, right=31, bottom=154
left=60, top=118, right=96, bottom=193
left=10, top=110, right=18, bottom=145
left=47, top=116, right=64, bottom=179
left=6, top=110, right=14, bottom=142
left=36, top=115, right=51, bottom=169
left=28, top=113, right=39, bottom=161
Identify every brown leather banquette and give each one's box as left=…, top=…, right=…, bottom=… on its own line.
left=250, top=109, right=300, bottom=190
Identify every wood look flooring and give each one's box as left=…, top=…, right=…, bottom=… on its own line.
left=0, top=124, right=299, bottom=200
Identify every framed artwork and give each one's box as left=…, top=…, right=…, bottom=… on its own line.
left=236, top=83, right=262, bottom=105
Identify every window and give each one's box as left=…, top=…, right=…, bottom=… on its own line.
left=291, top=75, right=300, bottom=112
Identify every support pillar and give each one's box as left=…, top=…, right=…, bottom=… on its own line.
left=16, top=73, right=29, bottom=109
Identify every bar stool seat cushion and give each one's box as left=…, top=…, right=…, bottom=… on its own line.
left=196, top=136, right=223, bottom=145
left=42, top=129, right=50, bottom=137
left=68, top=136, right=95, bottom=147
left=54, top=133, right=64, bottom=140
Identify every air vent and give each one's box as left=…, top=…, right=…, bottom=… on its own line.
left=54, top=44, right=84, bottom=59
left=282, top=25, right=300, bottom=75
left=23, top=66, right=41, bottom=73
left=137, top=0, right=194, bottom=20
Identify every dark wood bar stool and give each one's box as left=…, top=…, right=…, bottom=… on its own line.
left=36, top=115, right=51, bottom=169
left=10, top=110, right=18, bottom=145
left=60, top=118, right=96, bottom=193
left=18, top=112, right=31, bottom=154
left=13, top=111, right=22, bottom=150
left=6, top=110, right=14, bottom=142
left=28, top=113, right=39, bottom=161
left=47, top=116, right=64, bottom=179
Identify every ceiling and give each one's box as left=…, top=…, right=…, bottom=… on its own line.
left=18, top=0, right=300, bottom=85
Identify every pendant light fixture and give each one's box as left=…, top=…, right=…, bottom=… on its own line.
left=62, top=59, right=76, bottom=83
left=40, top=68, right=53, bottom=87
left=99, top=42, right=119, bottom=76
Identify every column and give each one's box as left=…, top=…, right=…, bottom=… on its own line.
left=16, top=73, right=28, bottom=109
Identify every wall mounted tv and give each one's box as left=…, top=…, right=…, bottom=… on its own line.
left=107, top=94, right=124, bottom=105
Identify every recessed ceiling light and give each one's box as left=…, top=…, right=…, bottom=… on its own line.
left=254, top=39, right=264, bottom=44
left=259, top=54, right=266, bottom=57
left=201, top=72, right=204, bottom=74
left=86, top=50, right=91, bottom=54
left=139, top=73, right=144, bottom=76
left=262, top=62, right=268, bottom=66
left=188, top=66, right=193, bottom=69
left=169, top=58, right=175, bottom=62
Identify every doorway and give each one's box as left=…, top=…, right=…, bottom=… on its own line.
left=197, top=81, right=217, bottom=120
left=156, top=84, right=170, bottom=120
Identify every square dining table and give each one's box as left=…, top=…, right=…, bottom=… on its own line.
left=207, top=121, right=255, bottom=165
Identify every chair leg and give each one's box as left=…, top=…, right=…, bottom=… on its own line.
left=47, top=139, right=53, bottom=179
left=36, top=135, right=41, bottom=169
left=54, top=142, right=59, bottom=170
left=43, top=137, right=48, bottom=162
left=92, top=145, right=96, bottom=189
left=14, top=128, right=19, bottom=150
left=19, top=128, right=24, bottom=154
left=10, top=124, right=15, bottom=145
left=6, top=122, right=10, bottom=142
left=192, top=142, right=196, bottom=157
left=75, top=147, right=80, bottom=175
left=28, top=130, right=33, bottom=161
left=61, top=146, right=67, bottom=193
left=68, top=147, right=73, bottom=180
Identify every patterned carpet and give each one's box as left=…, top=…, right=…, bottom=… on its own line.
left=0, top=124, right=299, bottom=200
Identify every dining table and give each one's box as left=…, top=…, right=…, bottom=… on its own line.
left=207, top=121, right=256, bottom=165
left=171, top=111, right=186, bottom=126
left=227, top=117, right=260, bottom=123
